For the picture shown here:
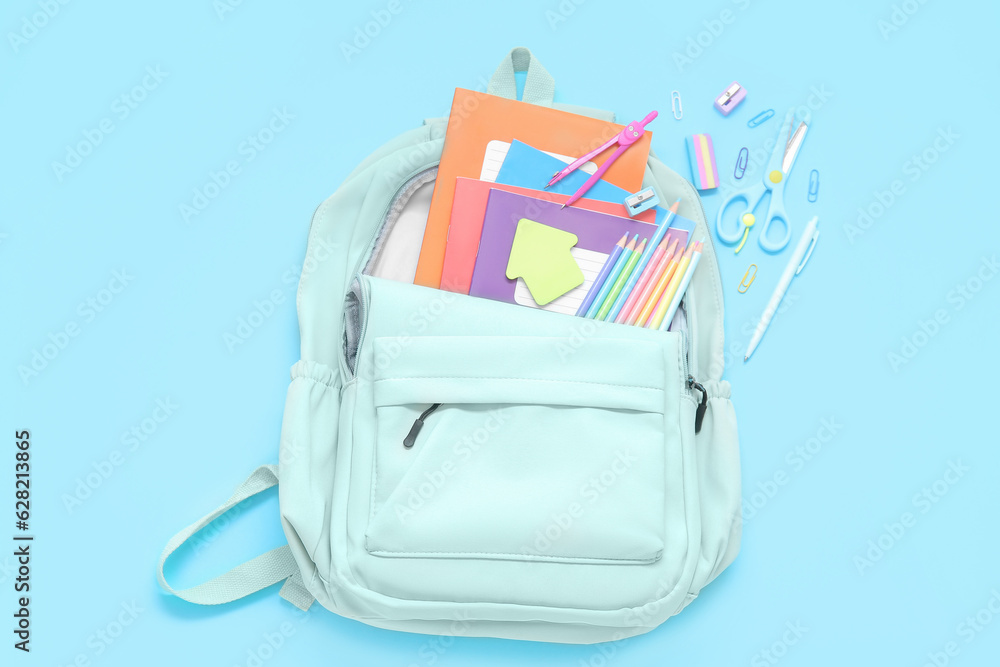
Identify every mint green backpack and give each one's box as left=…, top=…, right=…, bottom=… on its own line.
left=158, top=48, right=741, bottom=644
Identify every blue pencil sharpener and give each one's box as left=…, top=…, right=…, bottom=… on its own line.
left=624, top=187, right=659, bottom=217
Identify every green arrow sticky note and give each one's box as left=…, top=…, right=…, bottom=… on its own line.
left=505, top=218, right=584, bottom=306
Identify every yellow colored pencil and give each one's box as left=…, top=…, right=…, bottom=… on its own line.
left=648, top=243, right=695, bottom=329
left=633, top=247, right=683, bottom=327
left=623, top=239, right=678, bottom=326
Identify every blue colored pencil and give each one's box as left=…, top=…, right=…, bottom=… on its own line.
left=574, top=234, right=628, bottom=316
left=584, top=235, right=637, bottom=319
left=604, top=199, right=681, bottom=322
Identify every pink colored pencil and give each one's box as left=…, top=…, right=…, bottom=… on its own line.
left=616, top=238, right=677, bottom=324
left=634, top=247, right=683, bottom=328
left=622, top=239, right=679, bottom=326
left=646, top=241, right=696, bottom=329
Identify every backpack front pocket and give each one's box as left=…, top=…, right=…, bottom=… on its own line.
left=364, top=334, right=668, bottom=565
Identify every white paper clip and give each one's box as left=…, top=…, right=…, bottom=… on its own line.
left=671, top=90, right=683, bottom=120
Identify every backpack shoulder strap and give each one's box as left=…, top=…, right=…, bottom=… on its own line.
left=157, top=465, right=312, bottom=610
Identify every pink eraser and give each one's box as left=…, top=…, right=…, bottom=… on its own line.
left=685, top=134, right=719, bottom=191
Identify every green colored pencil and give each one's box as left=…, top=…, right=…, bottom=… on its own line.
left=585, top=236, right=637, bottom=319
left=595, top=238, right=647, bottom=321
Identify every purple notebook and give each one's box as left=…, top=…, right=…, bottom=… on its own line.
left=469, top=189, right=689, bottom=307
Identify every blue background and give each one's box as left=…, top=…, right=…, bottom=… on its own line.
left=3, top=0, right=999, bottom=665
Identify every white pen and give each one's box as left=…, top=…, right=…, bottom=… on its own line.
left=744, top=216, right=820, bottom=361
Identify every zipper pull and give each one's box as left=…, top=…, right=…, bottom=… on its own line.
left=687, top=376, right=708, bottom=434
left=403, top=403, right=441, bottom=448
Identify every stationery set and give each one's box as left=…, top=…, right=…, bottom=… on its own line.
left=414, top=88, right=704, bottom=331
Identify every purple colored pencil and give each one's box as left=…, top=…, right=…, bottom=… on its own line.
left=575, top=233, right=628, bottom=316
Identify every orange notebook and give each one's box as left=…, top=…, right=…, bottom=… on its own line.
left=414, top=89, right=652, bottom=288
left=441, top=177, right=656, bottom=295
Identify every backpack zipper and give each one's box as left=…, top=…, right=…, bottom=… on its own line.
left=348, top=166, right=440, bottom=376
left=674, top=173, right=710, bottom=382
left=354, top=165, right=440, bottom=280
left=353, top=164, right=711, bottom=434
left=395, top=318, right=703, bottom=442
left=674, top=184, right=712, bottom=437
left=403, top=403, right=442, bottom=448
left=686, top=376, right=707, bottom=434
left=681, top=322, right=706, bottom=434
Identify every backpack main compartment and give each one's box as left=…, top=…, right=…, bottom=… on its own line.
left=276, top=116, right=741, bottom=644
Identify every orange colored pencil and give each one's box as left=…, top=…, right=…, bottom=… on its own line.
left=648, top=241, right=696, bottom=329
left=622, top=239, right=678, bottom=325
left=616, top=238, right=677, bottom=324
left=633, top=247, right=683, bottom=327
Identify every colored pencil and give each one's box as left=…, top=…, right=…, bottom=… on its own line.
left=648, top=242, right=695, bottom=329
left=617, top=238, right=678, bottom=325
left=585, top=235, right=637, bottom=319
left=603, top=199, right=681, bottom=322
left=575, top=233, right=628, bottom=316
left=633, top=246, right=683, bottom=327
left=595, top=238, right=646, bottom=321
left=658, top=241, right=703, bottom=331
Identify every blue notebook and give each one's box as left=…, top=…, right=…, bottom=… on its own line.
left=495, top=140, right=698, bottom=238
